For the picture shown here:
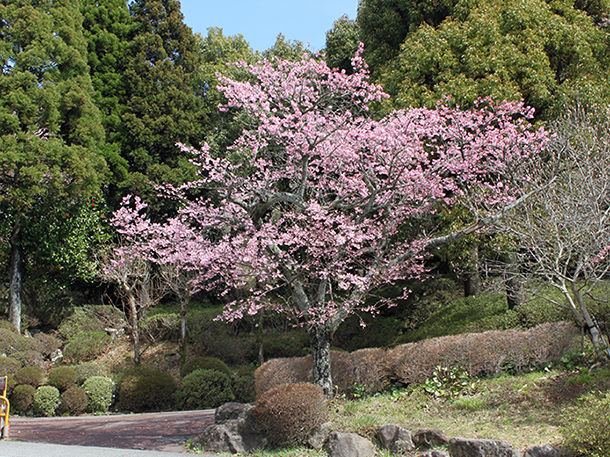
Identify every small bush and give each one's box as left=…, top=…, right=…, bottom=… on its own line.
left=60, top=386, right=88, bottom=415
left=174, top=369, right=234, bottom=410
left=63, top=331, right=111, bottom=363
left=58, top=306, right=123, bottom=340
left=0, top=356, right=22, bottom=375
left=141, top=313, right=180, bottom=342
left=14, top=366, right=45, bottom=387
left=33, top=385, right=60, bottom=416
left=10, top=384, right=36, bottom=414
left=233, top=375, right=256, bottom=403
left=82, top=376, right=115, bottom=413
left=118, top=366, right=176, bottom=412
left=0, top=328, right=44, bottom=356
left=180, top=356, right=231, bottom=378
left=47, top=366, right=78, bottom=391
left=74, top=363, right=105, bottom=385
left=562, top=390, right=610, bottom=457
left=33, top=333, right=62, bottom=357
left=11, top=350, right=44, bottom=368
left=253, top=383, right=328, bottom=447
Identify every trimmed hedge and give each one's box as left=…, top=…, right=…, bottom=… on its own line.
left=118, top=366, right=176, bottom=412
left=173, top=369, right=234, bottom=410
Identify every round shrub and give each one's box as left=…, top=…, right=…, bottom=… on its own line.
left=34, top=332, right=62, bottom=357
left=0, top=356, right=22, bottom=375
left=174, top=369, right=234, bottom=410
left=60, top=386, right=88, bottom=415
left=14, top=366, right=44, bottom=387
left=562, top=390, right=610, bottom=457
left=0, top=328, right=43, bottom=356
left=33, top=385, right=60, bottom=416
left=63, top=331, right=111, bottom=363
left=118, top=366, right=177, bottom=412
left=82, top=376, right=115, bottom=413
left=47, top=366, right=78, bottom=391
left=253, top=383, right=328, bottom=447
left=74, top=363, right=105, bottom=385
left=11, top=350, right=44, bottom=368
left=233, top=375, right=256, bottom=403
left=10, top=384, right=36, bottom=414
left=180, top=356, right=231, bottom=378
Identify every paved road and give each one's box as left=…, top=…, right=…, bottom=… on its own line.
left=0, top=441, right=206, bottom=457
left=3, top=410, right=215, bottom=454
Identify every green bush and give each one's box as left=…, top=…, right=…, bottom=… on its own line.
left=60, top=386, right=88, bottom=415
left=14, top=366, right=44, bottom=387
left=0, top=356, right=22, bottom=375
left=47, top=366, right=78, bottom=391
left=33, top=385, right=60, bottom=416
left=33, top=333, right=62, bottom=357
left=180, top=356, right=231, bottom=378
left=58, top=306, right=121, bottom=340
left=63, top=331, right=111, bottom=362
left=174, top=369, right=235, bottom=410
left=82, top=376, right=115, bottom=413
left=118, top=366, right=177, bottom=412
left=11, top=350, right=44, bottom=368
left=74, top=363, right=105, bottom=385
left=253, top=383, right=328, bottom=447
left=0, top=328, right=44, bottom=356
left=232, top=375, right=256, bottom=403
left=562, top=390, right=610, bottom=457
left=10, top=384, right=36, bottom=414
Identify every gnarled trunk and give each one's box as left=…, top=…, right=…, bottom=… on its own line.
left=309, top=323, right=334, bottom=397
left=8, top=219, right=23, bottom=333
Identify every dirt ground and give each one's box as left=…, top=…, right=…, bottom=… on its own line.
left=8, top=410, right=214, bottom=452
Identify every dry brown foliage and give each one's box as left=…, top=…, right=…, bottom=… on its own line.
left=387, top=321, right=578, bottom=384
left=253, top=382, right=328, bottom=446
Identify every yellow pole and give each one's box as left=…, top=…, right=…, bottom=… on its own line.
left=1, top=376, right=9, bottom=439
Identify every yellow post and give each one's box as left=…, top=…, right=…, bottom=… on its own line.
left=0, top=376, right=10, bottom=439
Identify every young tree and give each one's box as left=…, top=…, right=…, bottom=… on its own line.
left=503, top=104, right=610, bottom=352
left=113, top=50, right=549, bottom=395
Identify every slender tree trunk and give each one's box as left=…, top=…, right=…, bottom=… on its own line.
left=505, top=253, right=524, bottom=310
left=127, top=292, right=141, bottom=364
left=8, top=219, right=23, bottom=333
left=464, top=247, right=481, bottom=297
left=309, top=323, right=334, bottom=397
left=571, top=284, right=602, bottom=352
left=179, top=296, right=187, bottom=351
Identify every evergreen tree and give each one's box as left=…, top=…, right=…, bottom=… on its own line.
left=0, top=0, right=107, bottom=332
left=121, top=0, right=208, bottom=207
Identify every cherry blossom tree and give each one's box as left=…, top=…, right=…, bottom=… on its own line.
left=112, top=48, right=549, bottom=395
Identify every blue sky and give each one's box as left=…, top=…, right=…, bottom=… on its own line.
left=179, top=0, right=359, bottom=52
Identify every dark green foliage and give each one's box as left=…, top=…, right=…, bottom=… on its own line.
left=60, top=386, right=88, bottom=415
left=232, top=375, right=256, bottom=404
left=562, top=390, right=610, bottom=457
left=0, top=356, right=22, bottom=375
left=262, top=34, right=309, bottom=61
left=10, top=384, right=36, bottom=414
left=33, top=385, right=61, bottom=417
left=173, top=369, right=234, bottom=410
left=261, top=331, right=310, bottom=359
left=82, top=376, right=115, bottom=413
left=14, top=366, right=44, bottom=388
left=325, top=15, right=360, bottom=73
left=118, top=366, right=177, bottom=412
left=74, top=363, right=105, bottom=385
left=141, top=313, right=180, bottom=342
left=0, top=329, right=44, bottom=356
left=253, top=383, right=328, bottom=447
left=58, top=306, right=123, bottom=340
left=63, top=331, right=111, bottom=362
left=47, top=366, right=78, bottom=391
left=180, top=356, right=231, bottom=378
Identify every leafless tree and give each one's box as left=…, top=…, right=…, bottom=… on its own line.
left=502, top=104, right=610, bottom=353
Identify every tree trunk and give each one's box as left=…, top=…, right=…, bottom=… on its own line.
left=8, top=219, right=23, bottom=333
left=127, top=292, right=141, bottom=364
left=505, top=254, right=524, bottom=310
left=572, top=284, right=603, bottom=352
left=179, top=297, right=187, bottom=350
left=464, top=247, right=480, bottom=297
left=309, top=323, right=334, bottom=397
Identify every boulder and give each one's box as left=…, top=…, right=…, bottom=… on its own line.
left=327, top=431, right=376, bottom=457
left=194, top=403, right=263, bottom=454
left=416, top=451, right=450, bottom=457
left=451, top=437, right=521, bottom=457
left=377, top=424, right=415, bottom=453
left=523, top=445, right=572, bottom=457
left=309, top=421, right=332, bottom=449
left=413, top=429, right=450, bottom=449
